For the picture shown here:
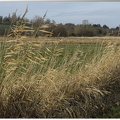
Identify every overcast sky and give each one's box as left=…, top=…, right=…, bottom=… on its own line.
left=0, top=1, right=120, bottom=28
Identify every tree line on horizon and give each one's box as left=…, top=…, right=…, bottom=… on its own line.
left=0, top=14, right=120, bottom=37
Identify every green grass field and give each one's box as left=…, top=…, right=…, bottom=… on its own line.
left=0, top=24, right=10, bottom=29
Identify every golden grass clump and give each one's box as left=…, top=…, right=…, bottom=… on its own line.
left=0, top=9, right=120, bottom=118
left=0, top=41, right=120, bottom=118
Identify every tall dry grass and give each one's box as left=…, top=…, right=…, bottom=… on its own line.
left=0, top=38, right=120, bottom=118
left=0, top=9, right=120, bottom=118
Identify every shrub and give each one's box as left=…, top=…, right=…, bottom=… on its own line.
left=74, top=25, right=95, bottom=37
left=53, top=25, right=68, bottom=37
